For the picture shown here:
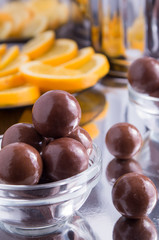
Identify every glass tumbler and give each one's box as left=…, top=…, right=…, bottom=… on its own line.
left=71, top=0, right=159, bottom=77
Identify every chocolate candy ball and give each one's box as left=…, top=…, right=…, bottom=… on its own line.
left=1, top=123, right=43, bottom=151
left=0, top=143, right=43, bottom=185
left=128, top=57, right=159, bottom=94
left=32, top=90, right=81, bottom=138
left=105, top=123, right=142, bottom=159
left=106, top=158, right=142, bottom=184
left=112, top=173, right=157, bottom=219
left=67, top=126, right=93, bottom=155
left=42, top=137, right=89, bottom=181
left=113, top=216, right=157, bottom=240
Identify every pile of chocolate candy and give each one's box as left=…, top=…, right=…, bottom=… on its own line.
left=105, top=122, right=158, bottom=219
left=0, top=90, right=93, bottom=185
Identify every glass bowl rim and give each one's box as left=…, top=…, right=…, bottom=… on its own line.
left=128, top=83, right=159, bottom=102
left=0, top=135, right=102, bottom=191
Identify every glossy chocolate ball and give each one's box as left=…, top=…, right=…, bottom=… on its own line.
left=105, top=123, right=142, bottom=159
left=128, top=57, right=159, bottom=94
left=42, top=137, right=89, bottom=181
left=1, top=123, right=43, bottom=151
left=67, top=126, right=93, bottom=155
left=112, top=173, right=157, bottom=218
left=106, top=158, right=142, bottom=184
left=0, top=143, right=43, bottom=185
left=32, top=90, right=81, bottom=138
left=113, top=216, right=157, bottom=240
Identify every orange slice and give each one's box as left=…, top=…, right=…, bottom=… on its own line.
left=0, top=73, right=25, bottom=91
left=28, top=0, right=59, bottom=28
left=0, top=85, right=40, bottom=107
left=1, top=2, right=32, bottom=37
left=20, top=15, right=49, bottom=38
left=0, top=54, right=29, bottom=77
left=36, top=39, right=78, bottom=66
left=28, top=0, right=58, bottom=14
left=61, top=47, right=95, bottom=69
left=0, top=20, right=13, bottom=40
left=20, top=53, right=109, bottom=92
left=0, top=46, right=19, bottom=70
left=22, top=30, right=55, bottom=59
left=0, top=44, right=7, bottom=55
left=0, top=12, right=13, bottom=39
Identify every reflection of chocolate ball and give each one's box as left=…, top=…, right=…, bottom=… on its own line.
left=112, top=173, right=157, bottom=218
left=128, top=57, right=159, bottom=94
left=1, top=123, right=43, bottom=151
left=42, top=138, right=89, bottom=181
left=0, top=143, right=43, bottom=185
left=32, top=90, right=81, bottom=138
left=105, top=123, right=142, bottom=159
left=106, top=158, right=142, bottom=184
left=67, top=126, right=93, bottom=155
left=113, top=216, right=157, bottom=240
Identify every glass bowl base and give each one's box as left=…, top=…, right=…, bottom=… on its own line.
left=0, top=212, right=98, bottom=239
left=0, top=220, right=67, bottom=237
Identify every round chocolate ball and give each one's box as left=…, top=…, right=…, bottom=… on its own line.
left=42, top=137, right=89, bottom=181
left=1, top=123, right=43, bottom=151
left=128, top=57, right=159, bottom=94
left=106, top=158, right=142, bottom=184
left=105, top=123, right=142, bottom=159
left=32, top=90, right=81, bottom=138
left=112, top=173, right=158, bottom=219
left=67, top=126, right=93, bottom=156
left=113, top=216, right=157, bottom=240
left=0, top=143, right=43, bottom=185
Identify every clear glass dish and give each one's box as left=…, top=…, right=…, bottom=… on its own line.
left=128, top=83, right=159, bottom=188
left=0, top=136, right=102, bottom=237
left=128, top=83, right=159, bottom=133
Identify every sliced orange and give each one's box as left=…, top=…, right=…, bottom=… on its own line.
left=20, top=15, right=49, bottom=38
left=0, top=44, right=7, bottom=55
left=0, top=73, right=25, bottom=91
left=36, top=39, right=78, bottom=66
left=0, top=85, right=40, bottom=107
left=22, top=30, right=55, bottom=59
left=20, top=54, right=109, bottom=92
left=61, top=47, right=94, bottom=69
left=1, top=2, right=32, bottom=37
left=0, top=46, right=19, bottom=70
left=0, top=54, right=29, bottom=77
left=0, top=12, right=13, bottom=39
left=28, top=0, right=58, bottom=14
left=28, top=0, right=59, bottom=27
left=75, top=53, right=110, bottom=80
left=0, top=18, right=13, bottom=39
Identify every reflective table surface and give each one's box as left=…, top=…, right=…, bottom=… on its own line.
left=0, top=78, right=159, bottom=239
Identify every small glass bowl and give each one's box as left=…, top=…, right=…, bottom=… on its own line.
left=0, top=136, right=102, bottom=237
left=128, top=83, right=159, bottom=190
left=128, top=83, right=159, bottom=133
